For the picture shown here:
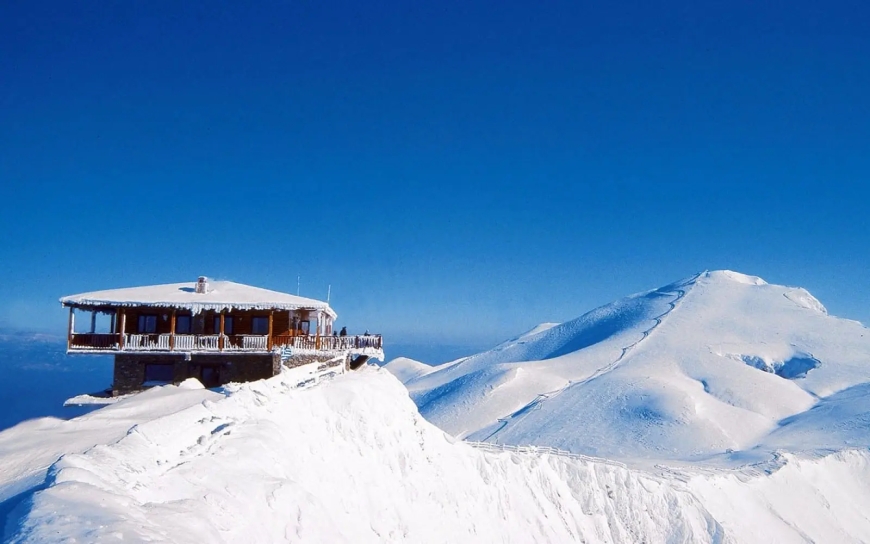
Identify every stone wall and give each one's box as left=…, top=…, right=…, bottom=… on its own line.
left=112, top=352, right=355, bottom=395
left=283, top=352, right=349, bottom=370
left=113, top=354, right=187, bottom=395
left=112, top=353, right=281, bottom=395
left=188, top=353, right=277, bottom=385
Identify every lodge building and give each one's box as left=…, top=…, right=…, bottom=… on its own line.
left=61, top=277, right=382, bottom=394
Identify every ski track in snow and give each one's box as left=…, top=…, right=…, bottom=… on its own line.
left=482, top=273, right=701, bottom=443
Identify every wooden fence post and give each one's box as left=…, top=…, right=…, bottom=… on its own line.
left=219, top=313, right=225, bottom=351
left=170, top=309, right=176, bottom=351
left=119, top=310, right=126, bottom=350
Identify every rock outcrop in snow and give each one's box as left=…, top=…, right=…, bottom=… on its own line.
left=388, top=270, right=870, bottom=462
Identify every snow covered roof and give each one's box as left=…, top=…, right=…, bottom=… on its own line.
left=60, top=279, right=337, bottom=318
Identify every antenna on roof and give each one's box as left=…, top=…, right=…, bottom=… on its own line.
left=326, top=284, right=331, bottom=303
left=297, top=274, right=300, bottom=296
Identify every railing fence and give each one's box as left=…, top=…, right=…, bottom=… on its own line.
left=69, top=333, right=381, bottom=353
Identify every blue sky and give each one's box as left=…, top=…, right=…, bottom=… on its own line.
left=1, top=1, right=868, bottom=361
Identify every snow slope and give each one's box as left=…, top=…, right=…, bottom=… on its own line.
left=382, top=356, right=434, bottom=384
left=0, top=381, right=220, bottom=539
left=5, top=367, right=726, bottom=544
left=687, top=450, right=870, bottom=544
left=5, top=364, right=870, bottom=543
left=388, top=270, right=870, bottom=462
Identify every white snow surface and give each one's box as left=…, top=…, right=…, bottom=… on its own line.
left=60, top=280, right=337, bottom=317
left=7, top=365, right=870, bottom=543
left=388, top=270, right=870, bottom=462
left=495, top=322, right=562, bottom=347
left=1, top=366, right=720, bottom=543
left=63, top=393, right=130, bottom=406
left=382, top=356, right=434, bottom=384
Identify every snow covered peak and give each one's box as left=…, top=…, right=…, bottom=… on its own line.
left=696, top=270, right=827, bottom=314
left=393, top=270, right=870, bottom=462
left=701, top=270, right=768, bottom=286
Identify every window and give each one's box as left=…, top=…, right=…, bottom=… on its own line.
left=251, top=316, right=269, bottom=335
left=144, top=364, right=174, bottom=383
left=214, top=316, right=234, bottom=335
left=299, top=320, right=310, bottom=335
left=176, top=315, right=192, bottom=334
left=200, top=366, right=221, bottom=387
left=138, top=315, right=157, bottom=334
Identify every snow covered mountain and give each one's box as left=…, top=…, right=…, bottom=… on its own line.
left=5, top=364, right=870, bottom=543
left=4, top=270, right=870, bottom=543
left=0, top=365, right=719, bottom=543
left=387, top=270, right=870, bottom=462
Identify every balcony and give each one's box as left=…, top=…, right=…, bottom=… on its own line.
left=67, top=332, right=382, bottom=354
left=69, top=333, right=119, bottom=351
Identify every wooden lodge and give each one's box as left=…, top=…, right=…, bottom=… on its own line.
left=61, top=277, right=383, bottom=394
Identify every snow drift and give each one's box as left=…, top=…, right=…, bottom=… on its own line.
left=4, top=363, right=870, bottom=542
left=5, top=366, right=727, bottom=543
left=388, top=270, right=870, bottom=462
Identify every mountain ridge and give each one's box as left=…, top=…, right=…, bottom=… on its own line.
left=386, top=269, right=870, bottom=462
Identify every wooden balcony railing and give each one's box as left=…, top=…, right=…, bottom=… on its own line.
left=124, top=333, right=171, bottom=351
left=69, top=333, right=119, bottom=351
left=272, top=334, right=382, bottom=351
left=68, top=333, right=381, bottom=353
left=224, top=335, right=268, bottom=351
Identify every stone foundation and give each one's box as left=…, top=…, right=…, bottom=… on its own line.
left=283, top=353, right=349, bottom=370
left=112, top=352, right=353, bottom=395
left=113, top=353, right=281, bottom=395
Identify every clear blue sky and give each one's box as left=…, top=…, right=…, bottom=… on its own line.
left=1, top=1, right=868, bottom=360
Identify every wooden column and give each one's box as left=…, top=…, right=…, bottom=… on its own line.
left=67, top=308, right=74, bottom=347
left=90, top=310, right=97, bottom=334
left=267, top=310, right=274, bottom=350
left=315, top=310, right=321, bottom=350
left=118, top=310, right=126, bottom=350
left=112, top=308, right=124, bottom=347
left=169, top=309, right=176, bottom=351
left=219, top=312, right=225, bottom=351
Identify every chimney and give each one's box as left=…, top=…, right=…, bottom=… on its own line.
left=196, top=276, right=209, bottom=294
